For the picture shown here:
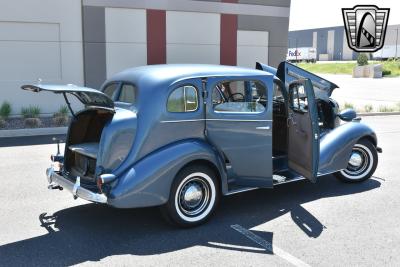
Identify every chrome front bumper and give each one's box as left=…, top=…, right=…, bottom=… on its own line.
left=46, top=167, right=108, bottom=204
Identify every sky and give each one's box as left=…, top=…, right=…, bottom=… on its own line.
left=289, top=0, right=400, bottom=31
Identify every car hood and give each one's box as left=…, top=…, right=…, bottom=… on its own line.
left=256, top=61, right=339, bottom=99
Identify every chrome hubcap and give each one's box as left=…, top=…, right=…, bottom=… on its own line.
left=183, top=184, right=203, bottom=208
left=178, top=178, right=210, bottom=217
left=349, top=152, right=363, bottom=167
left=343, top=146, right=370, bottom=177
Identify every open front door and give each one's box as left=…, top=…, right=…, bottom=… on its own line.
left=276, top=61, right=338, bottom=100
left=287, top=79, right=319, bottom=182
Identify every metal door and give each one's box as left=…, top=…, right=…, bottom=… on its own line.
left=205, top=76, right=273, bottom=187
left=287, top=79, right=320, bottom=182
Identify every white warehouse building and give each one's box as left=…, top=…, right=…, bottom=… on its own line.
left=0, top=0, right=291, bottom=116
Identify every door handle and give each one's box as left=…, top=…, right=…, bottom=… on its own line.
left=256, top=126, right=271, bottom=130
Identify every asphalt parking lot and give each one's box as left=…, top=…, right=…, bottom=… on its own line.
left=0, top=115, right=399, bottom=266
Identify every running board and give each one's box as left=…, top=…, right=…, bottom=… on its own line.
left=225, top=186, right=258, bottom=195
left=225, top=172, right=307, bottom=195
left=273, top=171, right=306, bottom=185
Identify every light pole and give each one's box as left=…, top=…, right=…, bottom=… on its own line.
left=395, top=28, right=399, bottom=60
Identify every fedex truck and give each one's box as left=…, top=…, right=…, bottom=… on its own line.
left=287, top=47, right=317, bottom=63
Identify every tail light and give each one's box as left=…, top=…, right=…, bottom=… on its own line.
left=97, top=177, right=103, bottom=193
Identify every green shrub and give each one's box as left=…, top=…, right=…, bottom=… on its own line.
left=363, top=104, right=373, bottom=113
left=0, top=101, right=11, bottom=119
left=343, top=102, right=355, bottom=110
left=21, top=106, right=41, bottom=118
left=378, top=105, right=395, bottom=112
left=53, top=105, right=69, bottom=126
left=357, top=53, right=369, bottom=66
left=57, top=106, right=69, bottom=116
left=382, top=69, right=392, bottom=76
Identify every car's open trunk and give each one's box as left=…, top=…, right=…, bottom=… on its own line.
left=64, top=109, right=114, bottom=185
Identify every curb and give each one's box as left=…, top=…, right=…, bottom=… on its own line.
left=358, top=112, right=400, bottom=117
left=0, top=127, right=67, bottom=138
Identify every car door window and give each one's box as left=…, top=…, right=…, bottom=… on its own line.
left=118, top=84, right=136, bottom=104
left=212, top=80, right=267, bottom=113
left=167, top=85, right=198, bottom=112
left=290, top=83, right=308, bottom=113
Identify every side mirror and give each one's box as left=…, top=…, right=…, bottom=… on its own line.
left=338, top=108, right=357, bottom=122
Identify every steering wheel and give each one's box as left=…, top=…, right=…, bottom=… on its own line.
left=228, top=93, right=245, bottom=102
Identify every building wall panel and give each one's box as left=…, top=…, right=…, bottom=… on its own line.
left=0, top=0, right=83, bottom=115
left=237, top=30, right=268, bottom=68
left=166, top=11, right=220, bottom=64
left=105, top=8, right=147, bottom=77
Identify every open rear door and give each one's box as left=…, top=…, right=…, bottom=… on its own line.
left=287, top=79, right=319, bottom=182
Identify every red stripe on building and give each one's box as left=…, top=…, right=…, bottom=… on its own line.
left=147, top=9, right=166, bottom=65
left=220, top=0, right=237, bottom=65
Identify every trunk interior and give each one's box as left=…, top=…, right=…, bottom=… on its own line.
left=64, top=109, right=114, bottom=185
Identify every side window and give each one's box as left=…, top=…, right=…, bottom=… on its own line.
left=212, top=80, right=267, bottom=113
left=273, top=81, right=284, bottom=101
left=103, top=83, right=119, bottom=100
left=290, top=83, right=308, bottom=113
left=167, top=85, right=198, bottom=112
left=118, top=84, right=136, bottom=104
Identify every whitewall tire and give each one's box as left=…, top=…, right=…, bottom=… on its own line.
left=161, top=164, right=219, bottom=227
left=334, top=139, right=378, bottom=183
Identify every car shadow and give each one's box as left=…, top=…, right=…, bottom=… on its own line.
left=0, top=176, right=381, bottom=265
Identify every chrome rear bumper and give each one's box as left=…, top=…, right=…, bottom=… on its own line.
left=46, top=167, right=107, bottom=204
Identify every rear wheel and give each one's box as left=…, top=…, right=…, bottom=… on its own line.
left=161, top=164, right=219, bottom=227
left=334, top=139, right=378, bottom=183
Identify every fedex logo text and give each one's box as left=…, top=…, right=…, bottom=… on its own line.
left=288, top=50, right=301, bottom=57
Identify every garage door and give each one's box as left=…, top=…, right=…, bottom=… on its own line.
left=105, top=8, right=147, bottom=78
left=0, top=21, right=63, bottom=114
left=237, top=30, right=269, bottom=68
left=166, top=11, right=220, bottom=64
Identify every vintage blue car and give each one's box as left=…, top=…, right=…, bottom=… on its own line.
left=22, top=62, right=381, bottom=227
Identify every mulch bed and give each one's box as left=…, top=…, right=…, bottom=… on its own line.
left=0, top=117, right=69, bottom=130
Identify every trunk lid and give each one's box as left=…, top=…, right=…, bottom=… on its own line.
left=21, top=84, right=114, bottom=111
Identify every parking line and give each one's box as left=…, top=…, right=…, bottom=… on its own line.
left=231, top=224, right=311, bottom=267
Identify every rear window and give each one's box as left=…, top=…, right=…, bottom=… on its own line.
left=103, top=83, right=119, bottom=99
left=167, top=85, right=198, bottom=112
left=118, top=84, right=136, bottom=104
left=102, top=82, right=137, bottom=105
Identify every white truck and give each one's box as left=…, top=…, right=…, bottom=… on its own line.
left=287, top=47, right=317, bottom=63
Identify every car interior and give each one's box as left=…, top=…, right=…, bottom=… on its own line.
left=212, top=80, right=267, bottom=113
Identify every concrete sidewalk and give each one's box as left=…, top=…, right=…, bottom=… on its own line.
left=318, top=74, right=400, bottom=111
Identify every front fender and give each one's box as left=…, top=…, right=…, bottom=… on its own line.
left=107, top=139, right=226, bottom=208
left=319, top=122, right=377, bottom=175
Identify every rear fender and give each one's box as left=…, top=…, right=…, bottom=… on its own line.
left=107, top=139, right=226, bottom=208
left=318, top=122, right=377, bottom=175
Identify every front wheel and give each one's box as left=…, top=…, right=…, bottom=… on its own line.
left=334, top=139, right=378, bottom=183
left=161, top=164, right=219, bottom=227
